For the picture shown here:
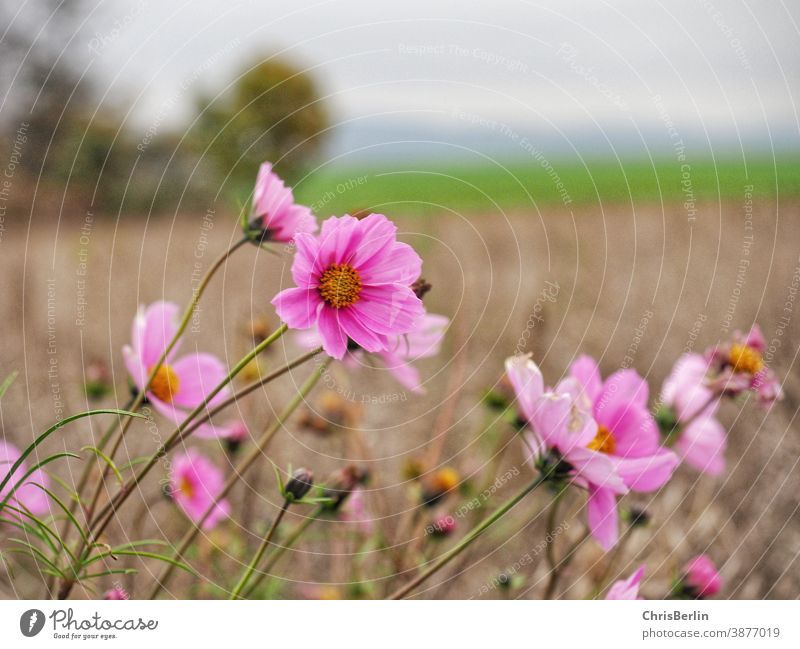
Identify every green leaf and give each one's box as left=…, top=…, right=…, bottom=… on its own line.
left=0, top=409, right=145, bottom=498
left=81, top=568, right=138, bottom=580
left=83, top=550, right=197, bottom=576
left=81, top=446, right=123, bottom=485
left=6, top=540, right=66, bottom=577
left=29, top=484, right=88, bottom=546
left=0, top=371, right=18, bottom=400
left=0, top=452, right=80, bottom=514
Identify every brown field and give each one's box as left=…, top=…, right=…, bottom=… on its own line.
left=1, top=198, right=799, bottom=599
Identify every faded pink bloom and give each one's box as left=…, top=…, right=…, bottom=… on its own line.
left=123, top=301, right=232, bottom=439
left=683, top=554, right=722, bottom=598
left=704, top=325, right=782, bottom=407
left=296, top=313, right=448, bottom=393
left=606, top=565, right=646, bottom=599
left=169, top=449, right=230, bottom=530
left=0, top=441, right=50, bottom=515
left=103, top=586, right=129, bottom=600
left=661, top=354, right=726, bottom=476
left=338, top=487, right=373, bottom=533
left=251, top=162, right=317, bottom=242
left=273, top=214, right=425, bottom=359
left=430, top=514, right=456, bottom=537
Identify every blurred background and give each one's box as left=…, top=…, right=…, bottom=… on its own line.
left=0, top=0, right=798, bottom=599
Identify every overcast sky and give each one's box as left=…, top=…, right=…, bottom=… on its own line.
left=74, top=0, right=800, bottom=159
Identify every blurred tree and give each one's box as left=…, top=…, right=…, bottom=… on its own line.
left=189, top=57, right=329, bottom=196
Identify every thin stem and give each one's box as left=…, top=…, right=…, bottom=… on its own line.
left=593, top=521, right=637, bottom=596
left=242, top=506, right=323, bottom=598
left=543, top=486, right=567, bottom=599
left=82, top=237, right=249, bottom=525
left=147, top=359, right=329, bottom=599
left=387, top=474, right=546, bottom=600
left=229, top=500, right=290, bottom=600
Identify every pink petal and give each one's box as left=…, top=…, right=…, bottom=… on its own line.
left=568, top=447, right=628, bottom=495
left=675, top=416, right=726, bottom=476
left=569, top=355, right=603, bottom=404
left=170, top=353, right=230, bottom=409
left=587, top=485, right=619, bottom=550
left=272, top=287, right=321, bottom=330
left=338, top=308, right=389, bottom=353
left=599, top=405, right=659, bottom=457
left=354, top=286, right=424, bottom=335
left=504, top=355, right=544, bottom=422
left=358, top=242, right=422, bottom=286
left=290, top=233, right=323, bottom=288
left=317, top=306, right=348, bottom=359
left=613, top=449, right=679, bottom=492
left=380, top=351, right=424, bottom=393
left=139, top=301, right=181, bottom=368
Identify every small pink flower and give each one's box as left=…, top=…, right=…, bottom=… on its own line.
left=273, top=214, right=425, bottom=359
left=169, top=449, right=230, bottom=530
left=103, top=586, right=129, bottom=600
left=683, top=554, right=722, bottom=598
left=123, top=301, right=231, bottom=438
left=430, top=514, right=456, bottom=537
left=251, top=162, right=317, bottom=243
left=661, top=354, right=726, bottom=476
left=0, top=441, right=50, bottom=515
left=704, top=325, right=782, bottom=406
left=338, top=487, right=373, bottom=533
left=296, top=313, right=448, bottom=393
left=606, top=565, right=646, bottom=599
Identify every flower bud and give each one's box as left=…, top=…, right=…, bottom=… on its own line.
left=626, top=506, right=650, bottom=528
left=322, top=465, right=369, bottom=511
left=682, top=554, right=722, bottom=598
left=103, top=586, right=129, bottom=600
left=284, top=468, right=314, bottom=502
left=411, top=278, right=432, bottom=300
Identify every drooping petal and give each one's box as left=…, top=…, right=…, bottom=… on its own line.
left=587, top=485, right=619, bottom=551
left=379, top=350, right=423, bottom=393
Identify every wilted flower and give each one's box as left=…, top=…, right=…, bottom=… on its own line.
left=660, top=354, right=726, bottom=476
left=605, top=565, right=646, bottom=599
left=103, top=586, right=129, bottom=600
left=704, top=325, right=782, bottom=406
left=283, top=468, right=314, bottom=502
left=169, top=449, right=230, bottom=530
left=272, top=214, right=425, bottom=359
left=682, top=554, right=722, bottom=598
left=249, top=162, right=317, bottom=243
left=509, top=354, right=678, bottom=550
left=296, top=313, right=449, bottom=393
left=0, top=441, right=50, bottom=515
left=123, top=301, right=233, bottom=439
left=224, top=421, right=249, bottom=455
left=321, top=465, right=369, bottom=511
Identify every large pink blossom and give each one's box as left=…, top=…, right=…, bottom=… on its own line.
left=251, top=162, right=317, bottom=243
left=273, top=214, right=425, bottom=359
left=661, top=354, right=726, bottom=476
left=0, top=441, right=50, bottom=515
left=605, top=565, right=646, bottom=599
left=509, top=354, right=678, bottom=550
left=169, top=449, right=230, bottom=530
left=123, top=301, right=234, bottom=439
left=296, top=313, right=448, bottom=393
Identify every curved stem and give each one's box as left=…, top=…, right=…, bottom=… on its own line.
left=229, top=500, right=290, bottom=599
left=543, top=486, right=567, bottom=599
left=147, top=359, right=328, bottom=599
left=387, top=474, right=546, bottom=600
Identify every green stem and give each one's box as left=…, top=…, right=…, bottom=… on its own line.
left=242, top=506, right=323, bottom=598
left=388, top=474, right=546, bottom=600
left=229, top=500, right=290, bottom=599
left=543, top=486, right=568, bottom=599
left=147, top=359, right=328, bottom=599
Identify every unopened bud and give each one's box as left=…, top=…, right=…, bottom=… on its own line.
left=411, top=278, right=432, bottom=300
left=284, top=468, right=314, bottom=502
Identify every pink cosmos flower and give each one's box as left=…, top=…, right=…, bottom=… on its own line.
left=683, top=554, right=722, bottom=598
left=123, top=301, right=232, bottom=438
left=103, top=586, right=129, bottom=600
left=296, top=313, right=449, bottom=393
left=704, top=325, right=782, bottom=406
left=272, top=214, right=425, bottom=359
left=605, top=565, right=646, bottom=599
left=338, top=487, right=373, bottom=533
left=509, top=354, right=678, bottom=550
left=251, top=162, right=317, bottom=243
left=0, top=440, right=50, bottom=516
left=661, top=354, right=726, bottom=476
left=169, top=449, right=230, bottom=530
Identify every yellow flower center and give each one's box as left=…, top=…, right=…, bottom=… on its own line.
left=728, top=343, right=764, bottom=375
left=432, top=467, right=459, bottom=493
left=149, top=364, right=180, bottom=403
left=587, top=425, right=616, bottom=455
left=179, top=477, right=194, bottom=499
left=318, top=263, right=362, bottom=309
